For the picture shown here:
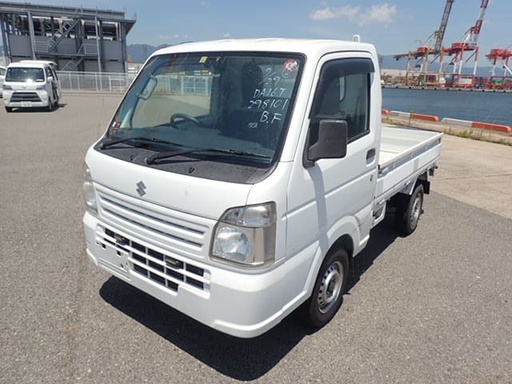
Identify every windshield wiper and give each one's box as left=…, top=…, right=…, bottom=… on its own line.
left=145, top=147, right=271, bottom=164
left=100, top=137, right=184, bottom=150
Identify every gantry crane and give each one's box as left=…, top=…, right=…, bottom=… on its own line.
left=442, top=0, right=489, bottom=88
left=486, top=47, right=512, bottom=89
left=394, top=0, right=454, bottom=86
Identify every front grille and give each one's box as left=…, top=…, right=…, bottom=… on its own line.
left=101, top=227, right=210, bottom=293
left=95, top=185, right=209, bottom=255
left=11, top=92, right=41, bottom=102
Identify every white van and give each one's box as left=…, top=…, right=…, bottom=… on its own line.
left=3, top=60, right=61, bottom=112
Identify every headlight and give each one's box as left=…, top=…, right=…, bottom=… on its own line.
left=3, top=84, right=12, bottom=90
left=212, top=203, right=276, bottom=267
left=36, top=84, right=46, bottom=90
left=83, top=166, right=98, bottom=214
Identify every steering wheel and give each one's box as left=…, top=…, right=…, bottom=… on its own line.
left=170, top=113, right=202, bottom=127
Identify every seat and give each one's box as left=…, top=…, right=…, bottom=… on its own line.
left=225, top=109, right=272, bottom=147
left=222, top=62, right=276, bottom=147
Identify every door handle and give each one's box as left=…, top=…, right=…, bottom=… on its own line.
left=366, top=148, right=376, bottom=163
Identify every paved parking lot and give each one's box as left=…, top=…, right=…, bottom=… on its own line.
left=1, top=94, right=511, bottom=384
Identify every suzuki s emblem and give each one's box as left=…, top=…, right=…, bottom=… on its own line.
left=136, top=181, right=146, bottom=197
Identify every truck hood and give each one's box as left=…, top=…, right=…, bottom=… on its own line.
left=86, top=147, right=253, bottom=220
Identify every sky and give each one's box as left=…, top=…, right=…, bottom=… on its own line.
left=4, top=0, right=511, bottom=56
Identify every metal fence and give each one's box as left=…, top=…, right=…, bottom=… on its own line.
left=56, top=71, right=213, bottom=95
left=154, top=75, right=212, bottom=95
left=57, top=71, right=136, bottom=93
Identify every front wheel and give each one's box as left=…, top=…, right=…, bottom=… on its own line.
left=5, top=106, right=13, bottom=113
left=301, top=248, right=349, bottom=328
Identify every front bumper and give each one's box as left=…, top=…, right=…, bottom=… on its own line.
left=4, top=91, right=49, bottom=108
left=83, top=211, right=292, bottom=338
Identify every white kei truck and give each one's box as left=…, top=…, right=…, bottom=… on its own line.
left=83, top=38, right=442, bottom=338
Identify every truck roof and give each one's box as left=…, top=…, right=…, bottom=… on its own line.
left=152, top=38, right=377, bottom=59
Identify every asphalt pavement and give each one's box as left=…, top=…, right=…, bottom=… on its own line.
left=1, top=94, right=511, bottom=384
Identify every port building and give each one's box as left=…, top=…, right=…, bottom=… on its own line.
left=0, top=1, right=135, bottom=72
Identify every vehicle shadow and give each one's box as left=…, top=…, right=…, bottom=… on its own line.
left=99, top=214, right=399, bottom=380
left=100, top=277, right=313, bottom=380
left=347, top=213, right=400, bottom=291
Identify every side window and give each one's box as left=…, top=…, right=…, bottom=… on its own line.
left=310, top=58, right=373, bottom=142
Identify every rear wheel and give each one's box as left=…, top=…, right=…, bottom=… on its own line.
left=395, top=184, right=424, bottom=235
left=301, top=248, right=349, bottom=328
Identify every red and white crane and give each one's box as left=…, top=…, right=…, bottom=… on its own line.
left=394, top=0, right=455, bottom=86
left=486, top=47, right=512, bottom=89
left=442, top=0, right=489, bottom=87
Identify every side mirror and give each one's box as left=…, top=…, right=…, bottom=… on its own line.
left=305, top=119, right=348, bottom=167
left=47, top=76, right=54, bottom=82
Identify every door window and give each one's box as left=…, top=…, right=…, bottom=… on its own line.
left=310, top=58, right=373, bottom=143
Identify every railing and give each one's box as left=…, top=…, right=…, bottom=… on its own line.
left=58, top=71, right=135, bottom=92
left=57, top=71, right=213, bottom=94
left=154, top=75, right=212, bottom=95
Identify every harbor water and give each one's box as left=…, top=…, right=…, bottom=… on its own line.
left=382, top=88, right=512, bottom=127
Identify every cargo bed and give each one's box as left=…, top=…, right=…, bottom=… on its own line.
left=375, top=125, right=443, bottom=203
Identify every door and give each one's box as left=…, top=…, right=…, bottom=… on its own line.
left=45, top=66, right=60, bottom=103
left=286, top=54, right=379, bottom=263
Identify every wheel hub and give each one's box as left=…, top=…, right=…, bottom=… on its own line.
left=410, top=195, right=422, bottom=226
left=317, top=261, right=343, bottom=314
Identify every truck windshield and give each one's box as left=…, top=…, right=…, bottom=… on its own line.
left=6, top=68, right=45, bottom=82
left=106, top=51, right=304, bottom=164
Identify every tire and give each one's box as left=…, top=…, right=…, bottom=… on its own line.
left=5, top=106, right=13, bottom=113
left=301, top=248, right=349, bottom=328
left=395, top=184, right=424, bottom=236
